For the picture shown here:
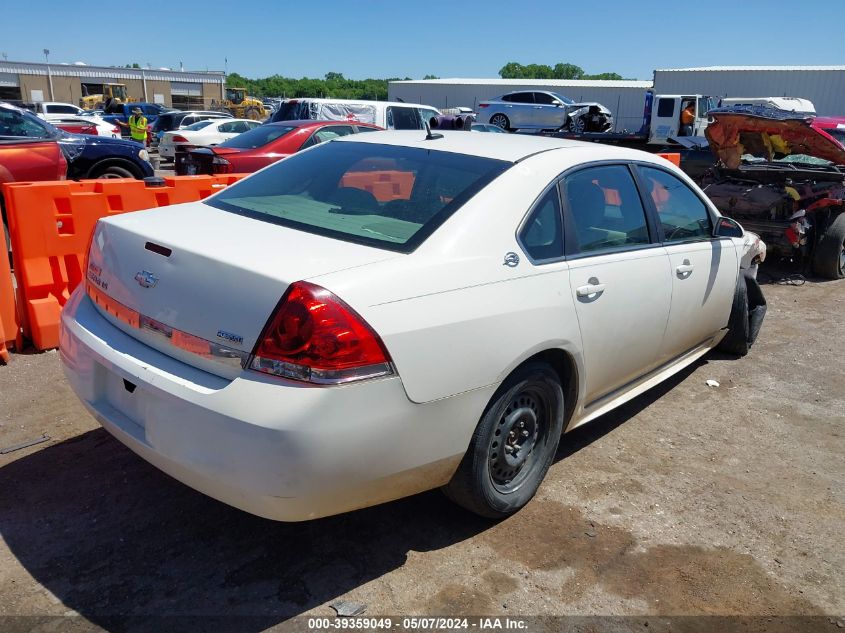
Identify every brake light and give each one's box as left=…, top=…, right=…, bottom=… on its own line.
left=478, top=103, right=489, bottom=108
left=211, top=156, right=232, bottom=174
left=111, top=126, right=120, bottom=135
left=250, top=281, right=393, bottom=384
left=172, top=135, right=189, bottom=143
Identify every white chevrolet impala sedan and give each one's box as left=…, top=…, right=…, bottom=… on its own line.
left=60, top=131, right=761, bottom=521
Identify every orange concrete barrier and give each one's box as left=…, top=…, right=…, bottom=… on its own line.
left=0, top=227, right=16, bottom=363
left=3, top=175, right=248, bottom=351
left=656, top=152, right=681, bottom=167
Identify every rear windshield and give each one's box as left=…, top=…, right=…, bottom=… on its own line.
left=184, top=120, right=214, bottom=131
left=218, top=125, right=296, bottom=149
left=206, top=141, right=511, bottom=252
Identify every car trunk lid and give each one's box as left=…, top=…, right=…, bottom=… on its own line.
left=86, top=201, right=397, bottom=379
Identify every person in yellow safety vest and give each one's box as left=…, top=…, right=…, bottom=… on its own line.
left=117, top=107, right=148, bottom=144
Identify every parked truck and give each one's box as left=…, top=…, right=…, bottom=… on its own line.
left=544, top=90, right=717, bottom=147
left=100, top=103, right=175, bottom=137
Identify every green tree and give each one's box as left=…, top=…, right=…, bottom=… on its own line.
left=553, top=63, right=584, bottom=79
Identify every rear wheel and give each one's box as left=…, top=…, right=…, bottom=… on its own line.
left=489, top=113, right=510, bottom=131
left=812, top=213, right=845, bottom=279
left=443, top=362, right=564, bottom=519
left=245, top=106, right=262, bottom=120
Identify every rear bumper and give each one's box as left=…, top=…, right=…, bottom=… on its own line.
left=59, top=288, right=486, bottom=521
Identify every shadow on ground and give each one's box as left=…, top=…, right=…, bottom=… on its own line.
left=0, top=363, right=701, bottom=631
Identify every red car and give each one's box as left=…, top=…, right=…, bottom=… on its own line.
left=177, top=120, right=382, bottom=175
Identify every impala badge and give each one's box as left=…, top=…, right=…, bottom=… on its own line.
left=134, top=270, right=159, bottom=289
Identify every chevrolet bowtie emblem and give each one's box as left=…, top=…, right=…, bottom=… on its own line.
left=134, top=270, right=159, bottom=288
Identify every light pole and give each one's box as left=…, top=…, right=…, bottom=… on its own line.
left=43, top=48, right=54, bottom=101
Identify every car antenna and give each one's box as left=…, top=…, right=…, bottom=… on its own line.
left=424, top=121, right=443, bottom=140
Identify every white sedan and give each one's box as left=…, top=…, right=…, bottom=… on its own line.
left=158, top=118, right=262, bottom=160
left=61, top=131, right=765, bottom=521
left=49, top=115, right=121, bottom=138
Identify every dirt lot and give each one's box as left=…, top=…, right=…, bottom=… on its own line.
left=0, top=265, right=843, bottom=632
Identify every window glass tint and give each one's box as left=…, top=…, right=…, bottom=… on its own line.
left=184, top=120, right=214, bottom=131
left=656, top=98, right=675, bottom=118
left=511, top=92, right=534, bottom=104
left=0, top=109, right=52, bottom=139
left=206, top=142, right=510, bottom=252
left=639, top=167, right=712, bottom=242
left=313, top=125, right=354, bottom=143
left=533, top=92, right=555, bottom=105
left=520, top=187, right=563, bottom=261
left=355, top=125, right=378, bottom=133
left=46, top=105, right=78, bottom=114
left=386, top=106, right=423, bottom=130
left=218, top=124, right=296, bottom=149
left=564, top=165, right=650, bottom=253
left=550, top=92, right=575, bottom=105
left=500, top=94, right=514, bottom=102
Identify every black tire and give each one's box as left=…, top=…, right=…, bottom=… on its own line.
left=244, top=106, right=262, bottom=121
left=489, top=113, right=510, bottom=131
left=812, top=213, right=845, bottom=279
left=718, top=272, right=767, bottom=356
left=718, top=275, right=750, bottom=356
left=93, top=164, right=137, bottom=179
left=443, top=361, right=565, bottom=519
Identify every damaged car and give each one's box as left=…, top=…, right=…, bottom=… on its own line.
left=477, top=90, right=613, bottom=133
left=702, top=108, right=845, bottom=279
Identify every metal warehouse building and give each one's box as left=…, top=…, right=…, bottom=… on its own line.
left=0, top=60, right=226, bottom=109
left=652, top=66, right=845, bottom=116
left=389, top=79, right=654, bottom=131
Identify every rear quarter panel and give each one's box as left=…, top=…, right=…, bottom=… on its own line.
left=0, top=140, right=64, bottom=184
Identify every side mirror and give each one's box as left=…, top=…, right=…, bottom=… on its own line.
left=551, top=100, right=563, bottom=107
left=713, top=216, right=744, bottom=238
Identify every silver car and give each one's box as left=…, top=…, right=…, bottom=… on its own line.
left=477, top=90, right=613, bottom=133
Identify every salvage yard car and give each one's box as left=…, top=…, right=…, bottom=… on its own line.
left=703, top=107, right=845, bottom=278
left=477, top=90, right=613, bottom=133
left=176, top=120, right=381, bottom=175
left=61, top=131, right=763, bottom=521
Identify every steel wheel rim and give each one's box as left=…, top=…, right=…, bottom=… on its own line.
left=488, top=387, right=549, bottom=493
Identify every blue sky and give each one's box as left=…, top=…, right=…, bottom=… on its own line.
left=2, top=0, right=842, bottom=80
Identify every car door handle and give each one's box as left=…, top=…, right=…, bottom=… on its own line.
left=533, top=106, right=543, bottom=109
left=576, top=283, right=606, bottom=297
left=676, top=260, right=694, bottom=277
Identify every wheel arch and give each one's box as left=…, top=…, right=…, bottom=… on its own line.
left=86, top=158, right=143, bottom=179
left=493, top=346, right=580, bottom=431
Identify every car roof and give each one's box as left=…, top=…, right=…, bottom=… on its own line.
left=265, top=119, right=382, bottom=129
left=333, top=130, right=652, bottom=163
left=284, top=98, right=436, bottom=109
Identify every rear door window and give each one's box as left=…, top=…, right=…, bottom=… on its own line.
left=206, top=141, right=511, bottom=252
left=656, top=98, right=675, bottom=118
left=519, top=186, right=564, bottom=261
left=300, top=125, right=355, bottom=150
left=563, top=165, right=651, bottom=254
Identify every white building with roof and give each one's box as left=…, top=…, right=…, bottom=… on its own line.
left=388, top=78, right=654, bottom=132
left=652, top=66, right=845, bottom=116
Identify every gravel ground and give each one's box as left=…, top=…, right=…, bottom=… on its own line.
left=0, top=264, right=842, bottom=633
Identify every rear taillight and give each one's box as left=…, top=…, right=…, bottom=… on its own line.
left=111, top=126, right=120, bottom=135
left=172, top=135, right=189, bottom=143
left=249, top=281, right=393, bottom=385
left=212, top=156, right=232, bottom=174
left=478, top=103, right=489, bottom=108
